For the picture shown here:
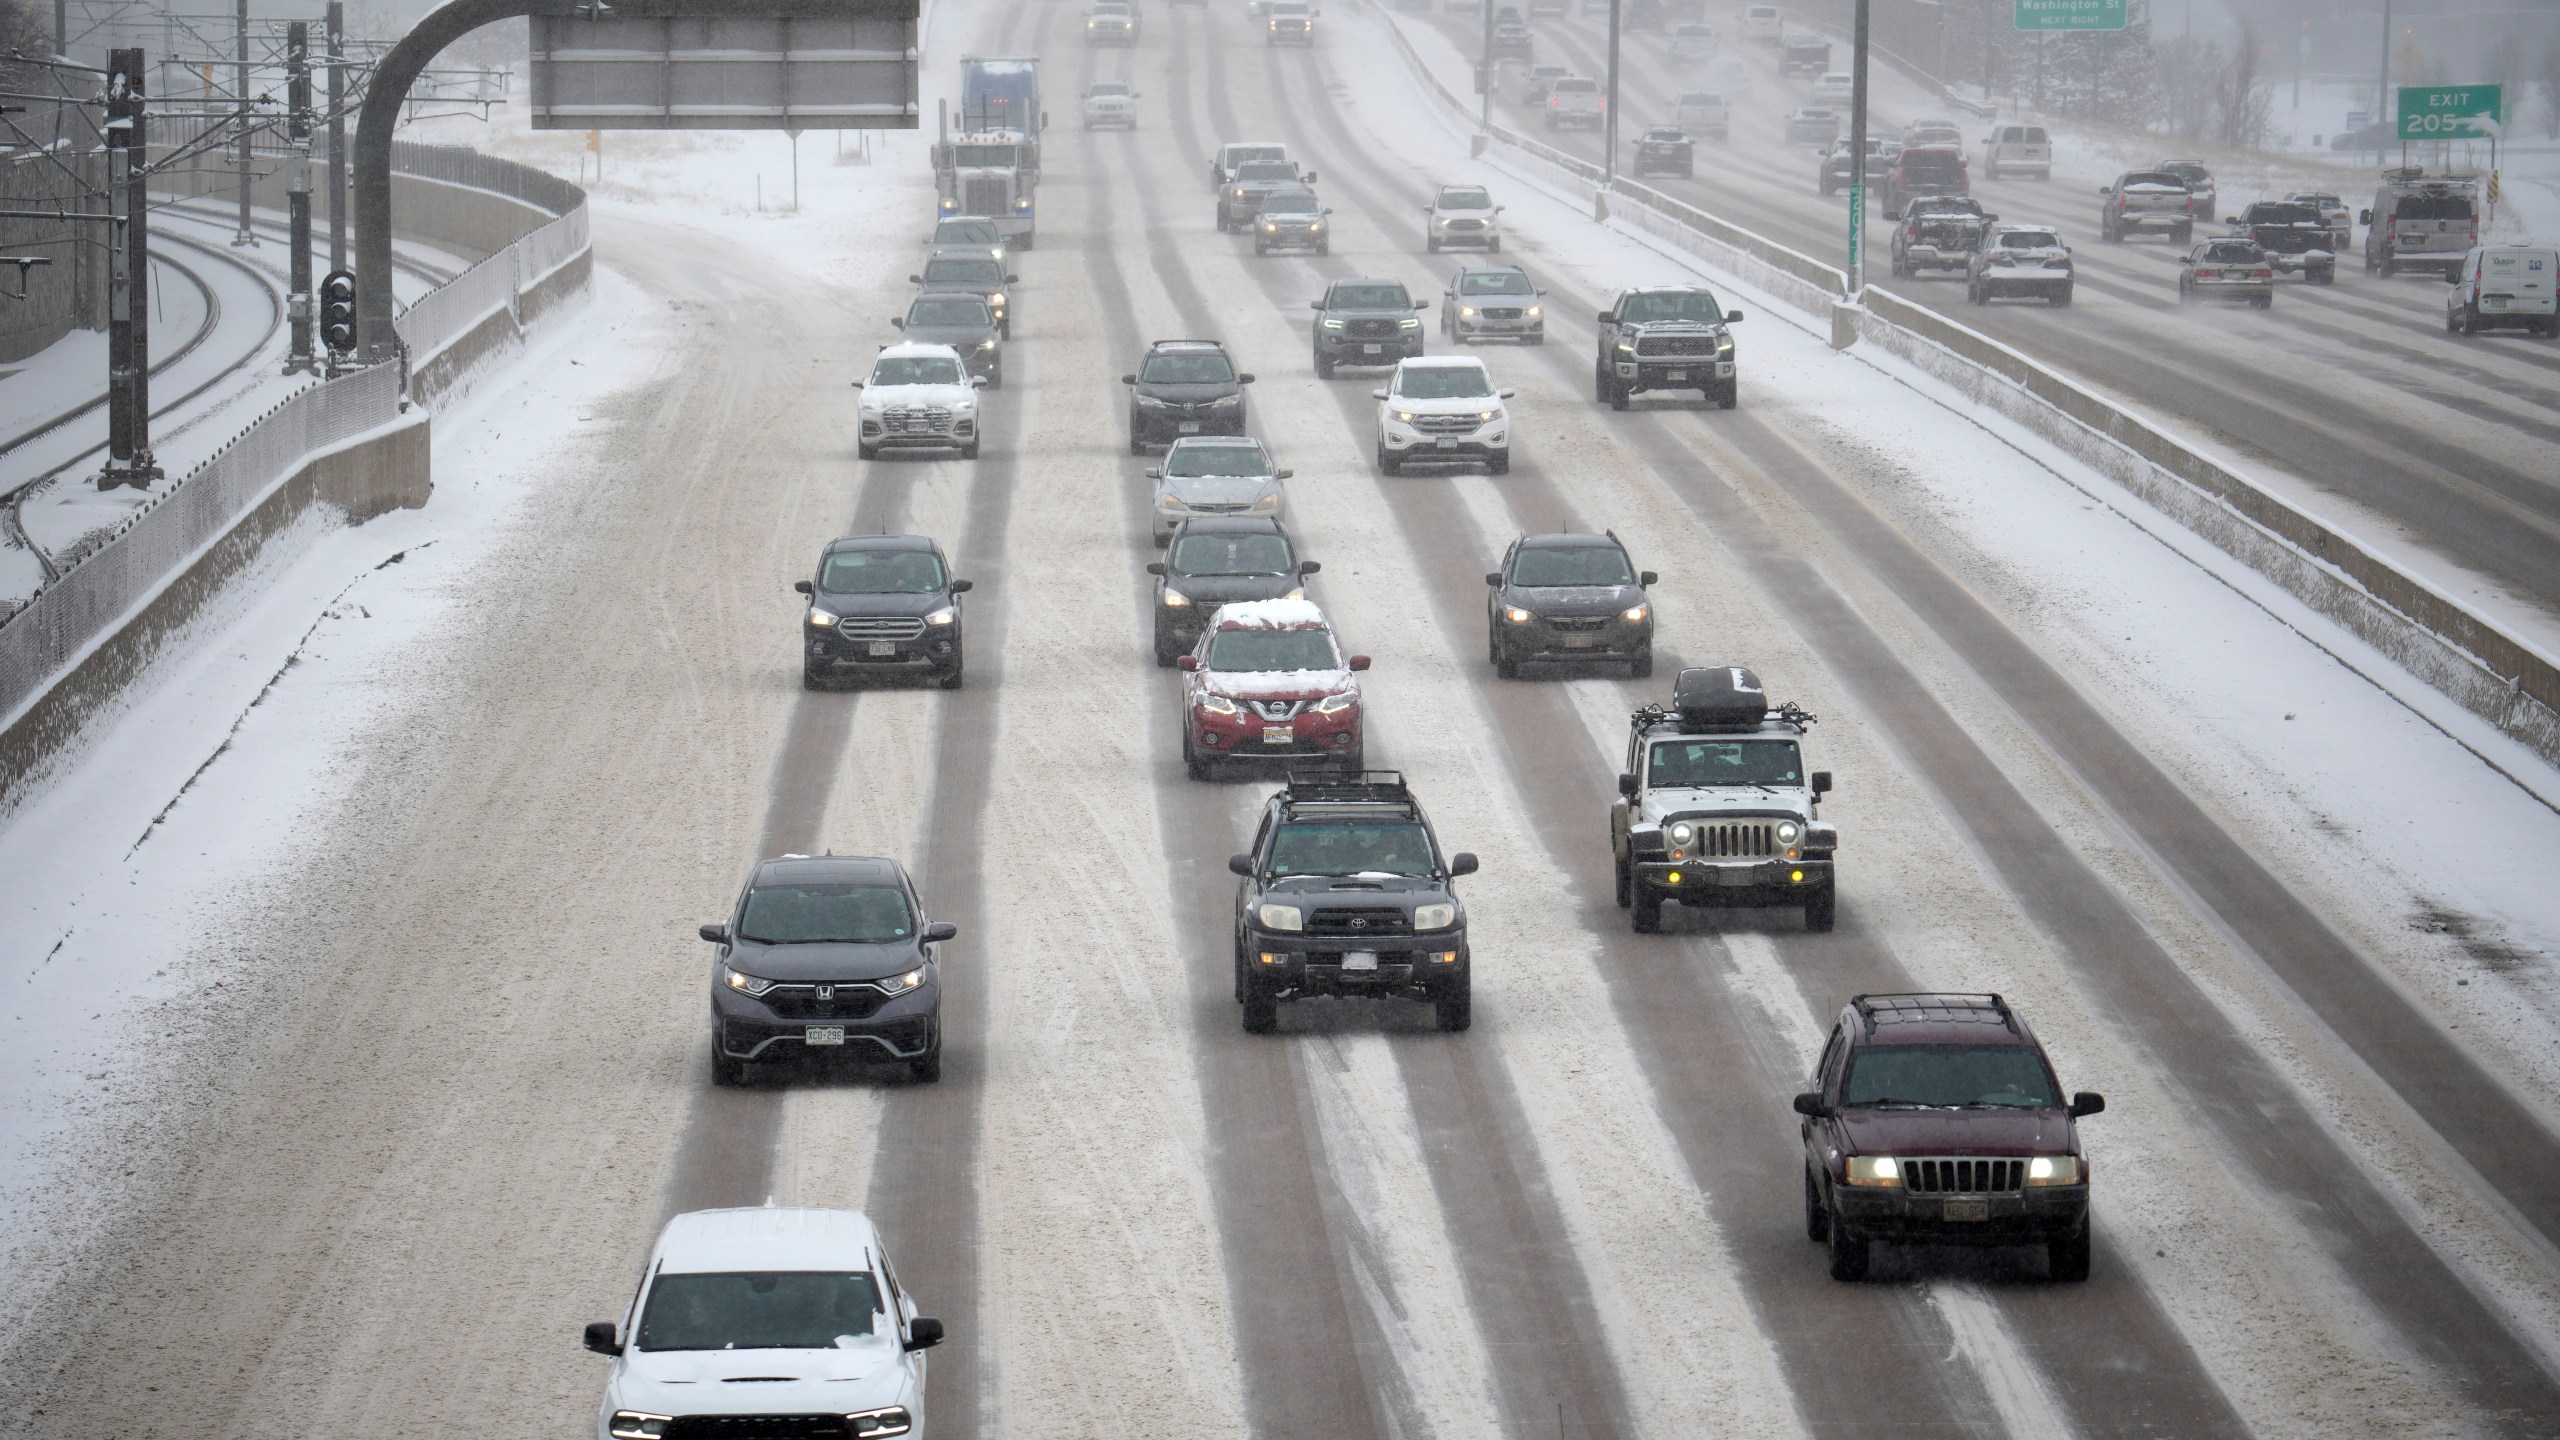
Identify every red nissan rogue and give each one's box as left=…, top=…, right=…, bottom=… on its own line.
left=1178, top=599, right=1369, bottom=779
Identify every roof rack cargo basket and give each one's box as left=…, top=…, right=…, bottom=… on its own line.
left=1850, top=992, right=2018, bottom=1036
left=1282, top=770, right=1411, bottom=799
left=1151, top=338, right=1225, bottom=347
left=1672, top=665, right=1769, bottom=730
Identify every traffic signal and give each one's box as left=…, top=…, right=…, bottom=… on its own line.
left=106, top=48, right=144, bottom=149
left=319, top=270, right=357, bottom=354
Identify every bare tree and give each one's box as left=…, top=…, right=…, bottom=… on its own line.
left=2542, top=41, right=2560, bottom=142
left=2215, top=21, right=2274, bottom=149
left=0, top=0, right=52, bottom=82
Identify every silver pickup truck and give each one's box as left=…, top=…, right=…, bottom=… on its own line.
left=1543, top=75, right=1604, bottom=131
left=2097, top=169, right=2194, bottom=244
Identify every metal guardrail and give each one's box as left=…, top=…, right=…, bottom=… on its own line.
left=1370, top=3, right=2560, bottom=766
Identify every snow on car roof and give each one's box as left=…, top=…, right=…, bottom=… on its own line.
left=1212, top=597, right=1330, bottom=629
left=874, top=340, right=968, bottom=361
left=1398, top=355, right=1490, bottom=369
left=655, top=1206, right=880, bottom=1274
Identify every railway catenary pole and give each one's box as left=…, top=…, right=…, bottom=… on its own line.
left=103, top=47, right=161, bottom=488
left=233, top=0, right=255, bottom=246
left=285, top=20, right=317, bottom=372
left=327, top=0, right=346, bottom=273
left=1603, top=0, right=1619, bottom=190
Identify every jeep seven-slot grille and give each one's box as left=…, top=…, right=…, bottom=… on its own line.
left=666, top=1417, right=860, bottom=1440
left=1687, top=821, right=1776, bottom=858
left=1308, top=906, right=1412, bottom=936
left=1900, top=1157, right=2026, bottom=1194
left=1637, top=334, right=1715, bottom=356
left=838, top=616, right=928, bottom=640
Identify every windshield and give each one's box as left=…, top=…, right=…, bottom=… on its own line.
left=2394, top=193, right=2474, bottom=220
left=2201, top=243, right=2261, bottom=263
left=1618, top=291, right=1724, bottom=323
left=1554, top=77, right=1597, bottom=93
left=908, top=297, right=992, bottom=326
left=869, top=357, right=965, bottom=387
left=738, top=882, right=916, bottom=944
left=1227, top=145, right=1286, bottom=166
left=951, top=144, right=1018, bottom=166
left=1330, top=284, right=1411, bottom=310
left=2122, top=172, right=2186, bottom=189
left=819, top=549, right=945, bottom=594
left=1842, top=1046, right=2059, bottom=1109
left=1167, top=443, right=1271, bottom=477
left=1438, top=187, right=1493, bottom=209
left=1236, top=162, right=1297, bottom=183
left=1397, top=366, right=1494, bottom=400
left=1262, top=191, right=1321, bottom=215
left=1207, top=627, right=1338, bottom=672
left=923, top=258, right=1002, bottom=285
left=1269, top=821, right=1435, bottom=877
left=637, top=1272, right=883, bottom=1352
left=1512, top=545, right=1633, bottom=586
left=1647, top=738, right=1801, bottom=786
left=1996, top=231, right=2061, bottom=250
left=1141, top=353, right=1236, bottom=384
left=2249, top=204, right=2319, bottom=225
left=1679, top=92, right=1722, bottom=106
left=2161, top=163, right=2210, bottom=183
left=932, top=219, right=1000, bottom=243
left=1088, top=82, right=1129, bottom=97
left=1459, top=270, right=1534, bottom=295
left=1173, top=532, right=1295, bottom=575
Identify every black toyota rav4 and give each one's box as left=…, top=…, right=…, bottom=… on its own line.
left=795, top=534, right=972, bottom=689
left=701, top=854, right=959, bottom=1085
left=1487, top=530, right=1657, bottom=678
left=1796, top=993, right=2104, bottom=1282
left=1230, top=772, right=1478, bottom=1033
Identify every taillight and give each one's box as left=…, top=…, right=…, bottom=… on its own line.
left=2196, top=267, right=2218, bottom=279
left=2252, top=267, right=2272, bottom=278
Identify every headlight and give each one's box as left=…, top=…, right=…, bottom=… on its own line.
left=977, top=340, right=997, bottom=351
left=1669, top=822, right=1693, bottom=844
left=1162, top=588, right=1190, bottom=607
left=1282, top=587, right=1305, bottom=601
left=988, top=291, right=1006, bottom=308
left=1717, top=335, right=1735, bottom=355
left=1265, top=222, right=1279, bottom=232
left=1622, top=604, right=1648, bottom=622
left=610, top=1414, right=674, bottom=1440
left=1012, top=198, right=1030, bottom=211
left=1399, top=317, right=1421, bottom=329
left=1252, top=493, right=1279, bottom=509
left=875, top=966, right=928, bottom=995
left=924, top=606, right=957, bottom=626
left=1844, top=1155, right=1902, bottom=1187
left=1476, top=410, right=1497, bottom=422
left=1616, top=342, right=1636, bottom=354
left=723, top=966, right=777, bottom=998
left=1257, top=903, right=1304, bottom=931
left=1312, top=691, right=1356, bottom=714
left=1212, top=393, right=1243, bottom=406
left=847, top=1407, right=914, bottom=1439
left=1412, top=902, right=1457, bottom=930
left=1460, top=305, right=1478, bottom=318
left=807, top=608, right=839, bottom=628
left=1134, top=393, right=1170, bottom=408
left=1322, top=318, right=1345, bottom=329
left=1503, top=606, right=1533, bottom=624
left=1393, top=409, right=1418, bottom=423
left=1200, top=694, right=1239, bottom=715
left=1526, top=305, right=1542, bottom=318
left=1158, top=491, right=1185, bottom=510
left=1775, top=821, right=1800, bottom=844
left=1308, top=221, right=1323, bottom=231
left=2025, top=1155, right=2081, bottom=1186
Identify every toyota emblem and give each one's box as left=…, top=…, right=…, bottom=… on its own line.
left=1348, top=918, right=1368, bottom=930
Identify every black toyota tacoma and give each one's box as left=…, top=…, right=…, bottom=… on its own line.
left=1230, top=772, right=1479, bottom=1032
left=2227, top=200, right=2337, bottom=284
left=1311, top=277, right=1428, bottom=377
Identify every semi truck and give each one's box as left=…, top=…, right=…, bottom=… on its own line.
left=936, top=57, right=1046, bottom=246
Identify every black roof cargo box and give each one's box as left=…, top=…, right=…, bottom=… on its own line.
left=1673, top=665, right=1767, bottom=729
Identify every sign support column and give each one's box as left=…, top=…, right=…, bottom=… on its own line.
left=1846, top=0, right=1868, bottom=297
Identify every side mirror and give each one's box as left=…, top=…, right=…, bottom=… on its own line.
left=1239, top=373, right=1257, bottom=384
left=794, top=580, right=814, bottom=595
left=1811, top=771, right=1833, bottom=795
left=2223, top=215, right=2238, bottom=224
left=1638, top=570, right=1658, bottom=586
left=1499, top=387, right=1517, bottom=398
left=2096, top=186, right=2112, bottom=196
left=1145, top=561, right=1167, bottom=576
left=1537, top=288, right=1549, bottom=296
left=1448, top=852, right=1479, bottom=876
left=849, top=381, right=864, bottom=389
left=1144, top=467, right=1164, bottom=478
left=971, top=376, right=989, bottom=388
left=1324, top=207, right=1336, bottom=215
left=1297, top=559, right=1320, bottom=575
left=1372, top=388, right=1390, bottom=399
left=948, top=579, right=974, bottom=594
left=1414, top=299, right=1431, bottom=310
left=1309, top=300, right=1326, bottom=311
left=1617, top=772, right=1639, bottom=799
left=890, top=317, right=905, bottom=329
left=2070, top=1092, right=2106, bottom=1118
left=1595, top=310, right=1614, bottom=324
left=924, top=921, right=959, bottom=943
left=1422, top=204, right=1434, bottom=212
left=1274, top=468, right=1294, bottom=479
left=1303, top=171, right=1318, bottom=183
left=1484, top=571, right=1502, bottom=586
left=1004, top=274, right=1021, bottom=284
left=1725, top=309, right=1744, bottom=323
left=1348, top=655, right=1371, bottom=671
left=1496, top=204, right=1507, bottom=212
left=1227, top=853, right=1255, bottom=876
left=1177, top=655, right=1199, bottom=671
left=1121, top=373, right=1137, bottom=384
left=905, top=1318, right=946, bottom=1353
left=1791, top=1092, right=1825, bottom=1117
left=908, top=274, right=923, bottom=283
left=698, top=922, right=731, bottom=945
left=2358, top=208, right=2373, bottom=224
left=583, top=1322, right=624, bottom=1356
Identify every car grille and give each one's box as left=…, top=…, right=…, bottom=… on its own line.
left=838, top=616, right=928, bottom=640
left=1184, top=500, right=1253, bottom=513
left=1346, top=317, right=1400, bottom=338
left=1682, top=820, right=1776, bottom=858
left=1637, top=334, right=1715, bottom=356
left=1411, top=413, right=1480, bottom=434
left=759, top=983, right=897, bottom=1020
left=1248, top=698, right=1305, bottom=720
left=1479, top=307, right=1524, bottom=319
left=1545, top=615, right=1608, bottom=631
left=962, top=178, right=1011, bottom=214
left=1445, top=218, right=1484, bottom=231
left=878, top=406, right=952, bottom=435
left=1899, top=1157, right=2027, bottom=1195
left=666, top=1417, right=864, bottom=1440
left=1308, top=906, right=1412, bottom=936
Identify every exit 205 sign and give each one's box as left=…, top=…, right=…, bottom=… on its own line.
left=2014, top=0, right=2127, bottom=31
left=2398, top=85, right=2505, bottom=140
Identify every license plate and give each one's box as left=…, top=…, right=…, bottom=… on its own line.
left=805, top=1026, right=846, bottom=1047
left=1342, top=950, right=1379, bottom=971
left=1262, top=725, right=1294, bottom=744
left=869, top=641, right=897, bottom=657
left=1559, top=634, right=1599, bottom=648
left=1435, top=437, right=1458, bottom=450
left=1943, top=1198, right=1988, bottom=1222
left=1363, top=343, right=1384, bottom=354
left=1665, top=369, right=1689, bottom=381
left=1178, top=421, right=1202, bottom=433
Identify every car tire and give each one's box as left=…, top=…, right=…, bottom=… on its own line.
left=1804, top=883, right=1836, bottom=933
left=1428, top=235, right=1441, bottom=252
left=2253, top=294, right=2273, bottom=310
left=1631, top=885, right=1663, bottom=933
left=910, top=1040, right=943, bottom=1084
left=1378, top=445, right=1400, bottom=476
left=1529, top=331, right=1545, bottom=346
left=1826, top=1207, right=1870, bottom=1281
left=1718, top=386, right=1738, bottom=411
left=1609, top=379, right=1629, bottom=412
left=1805, top=1167, right=1830, bottom=1241
left=1630, top=648, right=1653, bottom=679
left=1184, top=730, right=1212, bottom=781
left=2048, top=1221, right=2093, bottom=1282
left=1594, top=363, right=1611, bottom=403
left=1315, top=352, right=1336, bottom=379
left=1613, top=851, right=1632, bottom=908
left=2171, top=223, right=2192, bottom=245
left=1486, top=448, right=1511, bottom=476
left=1434, top=977, right=1472, bottom=1032
left=1241, top=986, right=1279, bottom=1033
left=857, top=440, right=879, bottom=460
left=1255, top=242, right=1268, bottom=255
left=1130, top=434, right=1147, bottom=455
left=1317, top=242, right=1329, bottom=255
left=1967, top=280, right=1986, bottom=306
left=937, top=658, right=964, bottom=690
left=2460, top=303, right=2478, bottom=336
left=802, top=660, right=828, bottom=691
left=960, top=437, right=980, bottom=460
left=1337, top=746, right=1365, bottom=775
left=2380, top=251, right=2398, bottom=278
left=712, top=1042, right=751, bottom=1088
left=2052, top=285, right=2072, bottom=307
left=1154, top=633, right=1179, bottom=668
left=1488, top=238, right=1502, bottom=253
left=2314, top=267, right=2335, bottom=286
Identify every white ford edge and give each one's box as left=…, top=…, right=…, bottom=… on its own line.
left=1374, top=355, right=1515, bottom=475
left=585, top=1205, right=943, bottom=1440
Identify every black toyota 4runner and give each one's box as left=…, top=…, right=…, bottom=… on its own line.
left=1230, top=772, right=1479, bottom=1033
left=1795, top=993, right=2105, bottom=1282
left=701, top=854, right=960, bottom=1085
left=1311, top=278, right=1429, bottom=377
left=795, top=534, right=973, bottom=690
left=1595, top=286, right=1741, bottom=409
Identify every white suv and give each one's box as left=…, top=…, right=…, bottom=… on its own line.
left=1425, top=183, right=1503, bottom=253
left=584, top=1206, right=943, bottom=1440
left=1374, top=356, right=1515, bottom=475
left=856, top=342, right=986, bottom=461
left=1082, top=81, right=1137, bottom=129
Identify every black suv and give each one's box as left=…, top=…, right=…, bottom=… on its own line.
left=1796, top=994, right=2104, bottom=1281
left=1487, top=532, right=1656, bottom=678
left=1311, top=278, right=1429, bottom=378
left=794, top=534, right=973, bottom=689
left=1123, top=339, right=1255, bottom=453
left=891, top=293, right=1003, bottom=385
left=1230, top=772, right=1479, bottom=1033
left=1149, top=516, right=1318, bottom=666
left=701, top=854, right=959, bottom=1084
left=1630, top=128, right=1694, bottom=179
left=2226, top=200, right=2338, bottom=284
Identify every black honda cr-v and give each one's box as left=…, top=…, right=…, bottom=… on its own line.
left=702, top=854, right=957, bottom=1084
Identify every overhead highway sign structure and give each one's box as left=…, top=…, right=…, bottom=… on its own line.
left=530, top=3, right=920, bottom=131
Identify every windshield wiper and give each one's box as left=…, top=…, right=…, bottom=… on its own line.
left=1852, top=1096, right=1951, bottom=1109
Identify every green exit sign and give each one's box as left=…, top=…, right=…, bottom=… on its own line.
left=2015, top=0, right=2127, bottom=30
left=2398, top=85, right=2505, bottom=140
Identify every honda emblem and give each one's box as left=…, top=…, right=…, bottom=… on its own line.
left=816, top=985, right=835, bottom=1001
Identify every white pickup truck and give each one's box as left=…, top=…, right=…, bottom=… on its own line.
left=1543, top=75, right=1604, bottom=130
left=1674, top=90, right=1729, bottom=140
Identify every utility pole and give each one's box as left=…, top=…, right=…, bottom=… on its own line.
left=327, top=0, right=347, bottom=273
left=1604, top=0, right=1621, bottom=189
left=233, top=0, right=256, bottom=246
left=103, top=48, right=161, bottom=489
left=1479, top=0, right=1493, bottom=138
left=1847, top=0, right=1869, bottom=295
left=53, top=0, right=65, bottom=58
left=285, top=20, right=317, bottom=373
left=2375, top=0, right=2393, bottom=140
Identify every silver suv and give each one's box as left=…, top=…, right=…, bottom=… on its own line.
left=1442, top=264, right=1546, bottom=343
